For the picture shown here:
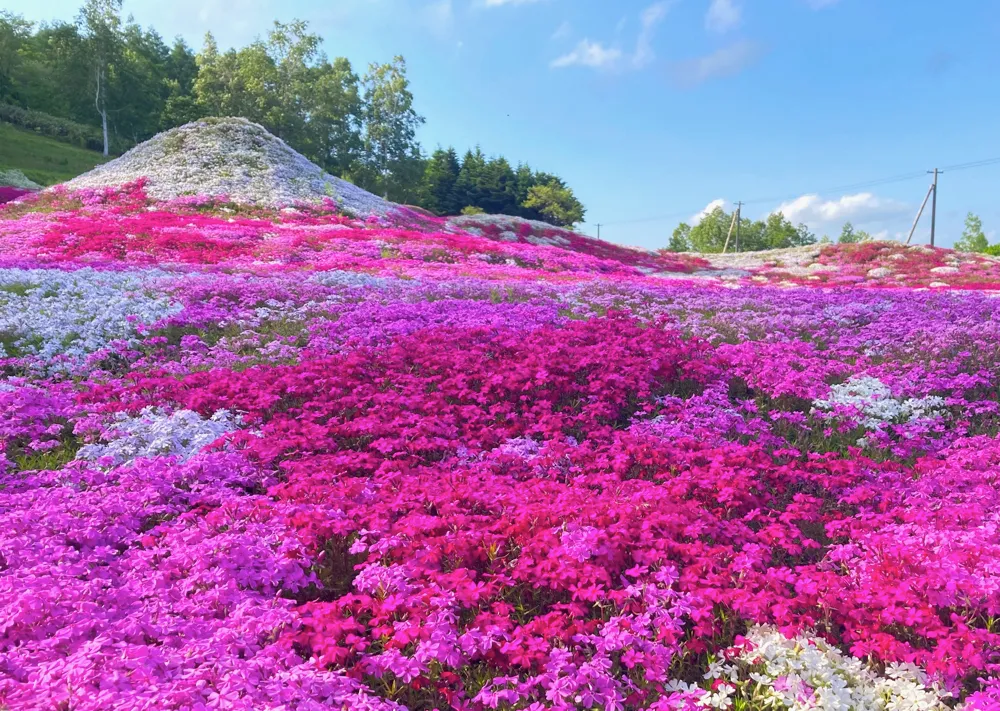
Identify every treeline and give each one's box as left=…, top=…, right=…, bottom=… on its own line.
left=422, top=148, right=584, bottom=226
left=0, top=1, right=584, bottom=225
left=664, top=206, right=817, bottom=253
left=666, top=207, right=997, bottom=254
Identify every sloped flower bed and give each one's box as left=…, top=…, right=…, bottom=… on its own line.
left=3, top=182, right=1000, bottom=710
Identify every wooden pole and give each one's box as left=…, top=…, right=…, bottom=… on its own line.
left=905, top=183, right=934, bottom=245
left=721, top=210, right=739, bottom=254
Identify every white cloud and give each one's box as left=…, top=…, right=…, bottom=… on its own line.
left=705, top=0, right=740, bottom=33
left=551, top=20, right=572, bottom=40
left=773, top=192, right=910, bottom=227
left=691, top=198, right=727, bottom=225
left=551, top=40, right=623, bottom=69
left=670, top=39, right=763, bottom=87
left=633, top=1, right=672, bottom=68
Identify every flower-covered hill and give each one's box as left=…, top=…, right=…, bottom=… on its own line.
left=6, top=142, right=1000, bottom=710
left=696, top=240, right=1000, bottom=289
left=0, top=180, right=706, bottom=280
left=63, top=117, right=397, bottom=217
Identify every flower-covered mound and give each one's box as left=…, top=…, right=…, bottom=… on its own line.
left=62, top=117, right=396, bottom=216
left=698, top=240, right=1000, bottom=289
left=4, top=180, right=1000, bottom=711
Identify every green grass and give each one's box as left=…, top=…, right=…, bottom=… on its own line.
left=0, top=122, right=111, bottom=186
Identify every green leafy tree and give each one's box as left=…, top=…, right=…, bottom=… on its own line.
left=421, top=147, right=461, bottom=215
left=160, top=38, right=200, bottom=128
left=0, top=12, right=32, bottom=103
left=358, top=55, right=424, bottom=198
left=838, top=221, right=861, bottom=244
left=263, top=20, right=323, bottom=145
left=306, top=57, right=361, bottom=177
left=194, top=33, right=278, bottom=126
left=479, top=156, right=518, bottom=215
left=512, top=163, right=536, bottom=216
left=522, top=182, right=585, bottom=227
left=760, top=212, right=816, bottom=249
left=689, top=207, right=732, bottom=253
left=78, top=0, right=124, bottom=155
left=668, top=223, right=691, bottom=252
left=955, top=212, right=988, bottom=253
left=19, top=22, right=92, bottom=124
left=735, top=218, right=765, bottom=252
left=114, top=23, right=170, bottom=143
left=453, top=147, right=487, bottom=212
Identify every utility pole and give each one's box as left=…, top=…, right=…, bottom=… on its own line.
left=734, top=201, right=743, bottom=253
left=722, top=210, right=739, bottom=254
left=905, top=183, right=935, bottom=245
left=596, top=223, right=602, bottom=240
left=928, top=169, right=939, bottom=247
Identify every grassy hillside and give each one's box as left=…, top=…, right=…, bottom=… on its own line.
left=0, top=122, right=110, bottom=186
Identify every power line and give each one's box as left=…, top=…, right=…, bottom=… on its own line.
left=598, top=155, right=1000, bottom=229
left=929, top=168, right=940, bottom=247
left=940, top=156, right=1000, bottom=172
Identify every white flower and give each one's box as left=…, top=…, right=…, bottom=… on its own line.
left=702, top=625, right=952, bottom=711
left=76, top=407, right=239, bottom=465
left=0, top=267, right=181, bottom=368
left=813, top=376, right=945, bottom=429
left=63, top=117, right=396, bottom=217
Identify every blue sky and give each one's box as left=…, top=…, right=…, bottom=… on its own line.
left=8, top=0, right=1000, bottom=249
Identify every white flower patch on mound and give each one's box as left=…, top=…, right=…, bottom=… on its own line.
left=0, top=267, right=181, bottom=364
left=446, top=214, right=575, bottom=248
left=700, top=625, right=951, bottom=710
left=63, top=117, right=395, bottom=216
left=0, top=168, right=41, bottom=190
left=76, top=407, right=239, bottom=465
left=813, top=376, right=945, bottom=429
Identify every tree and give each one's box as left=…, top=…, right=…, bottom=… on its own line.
left=838, top=221, right=865, bottom=244
left=453, top=147, right=487, bottom=212
left=194, top=33, right=278, bottom=126
left=479, top=156, right=517, bottom=215
left=306, top=57, right=361, bottom=177
left=0, top=12, right=32, bottom=103
left=114, top=22, right=170, bottom=143
left=955, top=212, right=988, bottom=253
left=78, top=0, right=124, bottom=155
left=264, top=20, right=321, bottom=143
left=512, top=163, right=536, bottom=216
left=421, top=147, right=461, bottom=215
left=689, top=207, right=732, bottom=253
left=523, top=182, right=585, bottom=227
left=159, top=38, right=200, bottom=128
left=18, top=22, right=91, bottom=124
left=359, top=56, right=424, bottom=198
left=668, top=223, right=691, bottom=252
left=761, top=212, right=816, bottom=250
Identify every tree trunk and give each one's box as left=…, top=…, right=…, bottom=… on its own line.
left=95, top=66, right=109, bottom=156
left=101, top=111, right=109, bottom=157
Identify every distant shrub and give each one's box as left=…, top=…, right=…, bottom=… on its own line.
left=983, top=244, right=1000, bottom=256
left=460, top=205, right=486, bottom=216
